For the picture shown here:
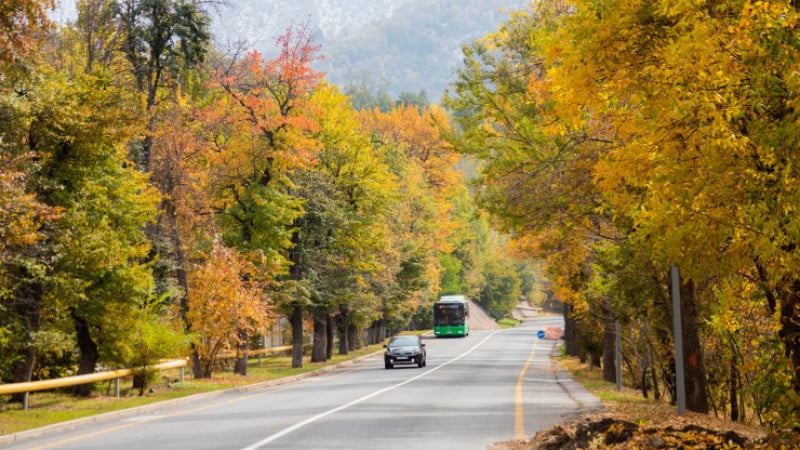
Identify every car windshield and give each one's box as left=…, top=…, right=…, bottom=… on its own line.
left=388, top=336, right=418, bottom=347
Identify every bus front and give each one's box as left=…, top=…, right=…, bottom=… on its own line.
left=433, top=302, right=467, bottom=337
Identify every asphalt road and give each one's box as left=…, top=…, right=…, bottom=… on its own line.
left=2, top=316, right=600, bottom=450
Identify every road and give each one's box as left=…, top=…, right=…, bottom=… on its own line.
left=2, top=316, right=600, bottom=450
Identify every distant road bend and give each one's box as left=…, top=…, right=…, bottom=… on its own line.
left=4, top=317, right=600, bottom=450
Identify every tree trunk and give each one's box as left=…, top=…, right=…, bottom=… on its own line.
left=191, top=350, right=203, bottom=379
left=663, top=356, right=676, bottom=404
left=756, top=264, right=800, bottom=396
left=347, top=322, right=359, bottom=351
left=311, top=313, right=327, bottom=362
left=291, top=304, right=304, bottom=368
left=11, top=278, right=42, bottom=403
left=377, top=314, right=387, bottom=343
left=601, top=301, right=616, bottom=383
left=165, top=206, right=189, bottom=329
left=72, top=311, right=99, bottom=396
left=678, top=278, right=710, bottom=413
left=11, top=349, right=37, bottom=404
left=779, top=280, right=800, bottom=395
left=326, top=315, right=335, bottom=360
left=730, top=354, right=739, bottom=421
left=338, top=305, right=350, bottom=355
left=651, top=365, right=661, bottom=400
left=563, top=302, right=580, bottom=357
left=368, top=316, right=387, bottom=345
left=233, top=329, right=249, bottom=375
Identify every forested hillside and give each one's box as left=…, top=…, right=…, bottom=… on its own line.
left=57, top=0, right=530, bottom=100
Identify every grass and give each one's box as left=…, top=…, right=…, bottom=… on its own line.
left=558, top=355, right=651, bottom=404
left=497, top=318, right=521, bottom=328
left=0, top=341, right=387, bottom=436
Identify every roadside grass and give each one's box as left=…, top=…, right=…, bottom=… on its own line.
left=0, top=341, right=387, bottom=436
left=497, top=318, right=520, bottom=328
left=558, top=355, right=652, bottom=406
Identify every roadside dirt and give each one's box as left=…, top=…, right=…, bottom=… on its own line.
left=488, top=391, right=790, bottom=449
left=467, top=299, right=500, bottom=330
left=488, top=415, right=789, bottom=449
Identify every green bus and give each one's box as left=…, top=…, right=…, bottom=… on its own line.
left=433, top=295, right=470, bottom=337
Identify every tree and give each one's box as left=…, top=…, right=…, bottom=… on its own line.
left=0, top=44, right=159, bottom=395
left=214, top=23, right=323, bottom=369
left=0, top=145, right=56, bottom=388
left=304, top=83, right=398, bottom=359
left=397, top=89, right=429, bottom=111
left=359, top=103, right=465, bottom=335
left=114, top=0, right=211, bottom=169
left=443, top=4, right=613, bottom=369
left=0, top=0, right=52, bottom=68
left=343, top=71, right=392, bottom=112
left=476, top=253, right=521, bottom=320
left=545, top=0, right=800, bottom=417
left=75, top=0, right=121, bottom=73
left=186, top=241, right=270, bottom=378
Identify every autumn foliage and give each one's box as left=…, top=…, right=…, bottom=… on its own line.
left=10, top=0, right=800, bottom=439
left=1, top=5, right=491, bottom=393
left=446, top=0, right=800, bottom=433
left=187, top=242, right=271, bottom=378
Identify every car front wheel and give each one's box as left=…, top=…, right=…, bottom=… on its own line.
left=385, top=361, right=393, bottom=369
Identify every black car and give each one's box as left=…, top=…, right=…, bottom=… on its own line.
left=384, top=335, right=426, bottom=369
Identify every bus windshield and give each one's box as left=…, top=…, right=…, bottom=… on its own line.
left=434, top=304, right=465, bottom=326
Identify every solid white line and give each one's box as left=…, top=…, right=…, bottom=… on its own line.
left=239, top=331, right=502, bottom=450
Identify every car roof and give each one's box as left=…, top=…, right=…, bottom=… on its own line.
left=388, top=335, right=420, bottom=344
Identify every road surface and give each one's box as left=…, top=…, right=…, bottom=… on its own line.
left=2, top=316, right=600, bottom=449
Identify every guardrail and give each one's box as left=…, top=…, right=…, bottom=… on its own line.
left=0, top=345, right=304, bottom=411
left=216, top=345, right=293, bottom=360
left=0, top=359, right=188, bottom=411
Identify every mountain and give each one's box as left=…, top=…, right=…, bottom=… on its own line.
left=214, top=0, right=529, bottom=101
left=54, top=0, right=530, bottom=102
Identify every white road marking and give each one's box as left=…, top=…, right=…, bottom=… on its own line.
left=239, top=331, right=502, bottom=450
left=119, top=415, right=165, bottom=423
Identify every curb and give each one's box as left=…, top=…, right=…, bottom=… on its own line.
left=548, top=342, right=604, bottom=417
left=0, top=350, right=383, bottom=447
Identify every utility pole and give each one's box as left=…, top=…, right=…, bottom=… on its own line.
left=615, top=320, right=622, bottom=391
left=671, top=263, right=686, bottom=415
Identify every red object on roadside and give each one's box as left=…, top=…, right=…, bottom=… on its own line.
left=544, top=326, right=563, bottom=340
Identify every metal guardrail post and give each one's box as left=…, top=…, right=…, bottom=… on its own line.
left=179, top=367, right=184, bottom=383
left=23, top=392, right=29, bottom=411
left=115, top=378, right=121, bottom=397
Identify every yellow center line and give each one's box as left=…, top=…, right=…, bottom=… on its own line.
left=515, top=337, right=538, bottom=439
